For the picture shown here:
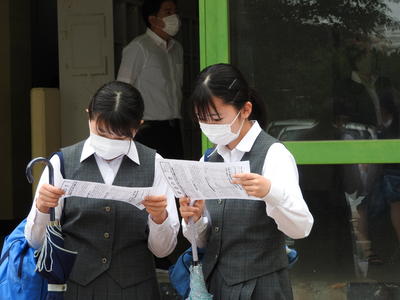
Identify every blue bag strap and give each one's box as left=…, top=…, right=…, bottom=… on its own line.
left=203, top=148, right=215, bottom=162
left=181, top=248, right=193, bottom=273
left=0, top=238, right=22, bottom=266
left=18, top=243, right=30, bottom=278
left=0, top=239, right=30, bottom=278
left=0, top=247, right=11, bottom=266
left=170, top=247, right=197, bottom=274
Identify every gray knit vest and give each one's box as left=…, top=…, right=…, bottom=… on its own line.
left=202, top=130, right=288, bottom=286
left=61, top=141, right=156, bottom=288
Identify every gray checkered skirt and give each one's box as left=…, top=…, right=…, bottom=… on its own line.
left=208, top=267, right=293, bottom=300
left=64, top=272, right=160, bottom=300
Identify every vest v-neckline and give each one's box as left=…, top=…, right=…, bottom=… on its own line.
left=83, top=156, right=105, bottom=184
left=112, top=156, right=136, bottom=185
left=83, top=155, right=138, bottom=186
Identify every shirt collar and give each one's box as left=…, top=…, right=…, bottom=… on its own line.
left=146, top=28, right=175, bottom=50
left=351, top=71, right=362, bottom=84
left=81, top=137, right=140, bottom=165
left=351, top=71, right=377, bottom=86
left=216, top=120, right=261, bottom=157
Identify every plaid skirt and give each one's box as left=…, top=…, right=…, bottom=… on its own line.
left=64, top=272, right=160, bottom=300
left=208, top=267, right=293, bottom=300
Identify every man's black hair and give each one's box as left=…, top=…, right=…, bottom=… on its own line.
left=142, top=0, right=177, bottom=28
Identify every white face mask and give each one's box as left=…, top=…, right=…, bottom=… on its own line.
left=199, top=111, right=244, bottom=146
left=90, top=133, right=132, bottom=160
left=162, top=14, right=180, bottom=36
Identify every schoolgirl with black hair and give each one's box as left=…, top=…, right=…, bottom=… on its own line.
left=179, top=64, right=313, bottom=299
left=25, top=81, right=179, bottom=300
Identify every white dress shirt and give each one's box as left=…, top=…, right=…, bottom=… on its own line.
left=183, top=121, right=314, bottom=248
left=25, top=138, right=180, bottom=258
left=117, top=28, right=183, bottom=121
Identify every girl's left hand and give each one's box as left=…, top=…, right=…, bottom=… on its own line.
left=232, top=173, right=271, bottom=198
left=142, top=195, right=168, bottom=224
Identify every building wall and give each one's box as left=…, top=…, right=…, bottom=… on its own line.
left=0, top=0, right=32, bottom=220
left=0, top=0, right=13, bottom=220
left=9, top=0, right=32, bottom=219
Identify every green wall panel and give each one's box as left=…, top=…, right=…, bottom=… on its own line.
left=285, top=139, right=400, bottom=165
left=199, top=0, right=229, bottom=151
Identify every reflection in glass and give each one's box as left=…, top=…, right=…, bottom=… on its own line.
left=229, top=0, right=400, bottom=297
left=289, top=163, right=400, bottom=297
left=332, top=39, right=399, bottom=140
left=345, top=164, right=400, bottom=266
left=230, top=0, right=400, bottom=141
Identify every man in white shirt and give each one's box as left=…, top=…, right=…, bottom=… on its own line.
left=117, top=0, right=184, bottom=159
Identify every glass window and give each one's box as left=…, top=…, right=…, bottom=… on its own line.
left=230, top=0, right=400, bottom=141
left=293, top=163, right=400, bottom=296
left=229, top=1, right=400, bottom=296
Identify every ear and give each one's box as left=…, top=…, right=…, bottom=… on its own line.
left=241, top=101, right=253, bottom=119
left=140, top=119, right=144, bottom=125
left=149, top=15, right=163, bottom=29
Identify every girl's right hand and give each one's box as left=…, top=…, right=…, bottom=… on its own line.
left=179, top=197, right=205, bottom=224
left=36, top=184, right=65, bottom=214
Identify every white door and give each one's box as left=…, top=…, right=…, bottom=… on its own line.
left=58, top=0, right=115, bottom=146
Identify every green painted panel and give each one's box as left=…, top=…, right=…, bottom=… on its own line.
left=199, top=0, right=229, bottom=152
left=284, top=140, right=400, bottom=164
left=199, top=0, right=229, bottom=68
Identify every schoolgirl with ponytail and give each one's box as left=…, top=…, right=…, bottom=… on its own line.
left=179, top=63, right=314, bottom=299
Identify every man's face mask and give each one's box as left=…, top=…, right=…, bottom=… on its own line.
left=162, top=14, right=180, bottom=36
left=199, top=111, right=244, bottom=146
left=90, top=133, right=132, bottom=160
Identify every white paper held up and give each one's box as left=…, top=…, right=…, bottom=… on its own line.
left=158, top=159, right=261, bottom=201
left=58, top=179, right=154, bottom=209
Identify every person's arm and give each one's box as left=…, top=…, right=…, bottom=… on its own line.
left=117, top=41, right=145, bottom=86
left=146, top=154, right=180, bottom=258
left=181, top=201, right=210, bottom=249
left=233, top=143, right=313, bottom=238
left=262, top=143, right=313, bottom=238
left=24, top=154, right=65, bottom=249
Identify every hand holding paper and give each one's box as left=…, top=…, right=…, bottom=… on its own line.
left=232, top=173, right=271, bottom=199
left=179, top=197, right=205, bottom=223
left=142, top=195, right=168, bottom=224
left=36, top=183, right=65, bottom=213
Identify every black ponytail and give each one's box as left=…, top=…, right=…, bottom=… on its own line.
left=248, top=88, right=267, bottom=129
